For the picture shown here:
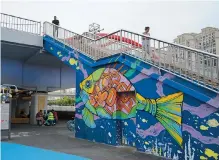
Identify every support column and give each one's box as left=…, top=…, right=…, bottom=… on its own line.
left=30, top=93, right=48, bottom=125
left=10, top=98, right=17, bottom=118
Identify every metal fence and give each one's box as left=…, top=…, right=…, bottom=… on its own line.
left=43, top=21, right=219, bottom=93
left=43, top=21, right=111, bottom=59
left=1, top=13, right=41, bottom=35
left=95, top=30, right=219, bottom=90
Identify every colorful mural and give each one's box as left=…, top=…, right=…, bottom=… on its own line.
left=43, top=35, right=219, bottom=160
left=79, top=67, right=184, bottom=147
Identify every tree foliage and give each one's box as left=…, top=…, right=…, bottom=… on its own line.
left=48, top=96, right=75, bottom=106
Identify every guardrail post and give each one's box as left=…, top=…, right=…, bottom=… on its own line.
left=0, top=13, right=41, bottom=35
left=120, top=30, right=122, bottom=53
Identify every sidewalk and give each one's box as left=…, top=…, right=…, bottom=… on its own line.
left=1, top=121, right=162, bottom=160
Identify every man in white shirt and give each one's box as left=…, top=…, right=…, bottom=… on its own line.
left=142, top=26, right=150, bottom=55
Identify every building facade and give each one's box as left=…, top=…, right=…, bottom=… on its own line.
left=174, top=27, right=219, bottom=55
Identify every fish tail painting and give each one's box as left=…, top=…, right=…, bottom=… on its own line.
left=136, top=92, right=183, bottom=147
left=79, top=67, right=183, bottom=147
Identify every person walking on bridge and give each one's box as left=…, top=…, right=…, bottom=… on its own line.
left=142, top=26, right=151, bottom=57
left=52, top=16, right=59, bottom=38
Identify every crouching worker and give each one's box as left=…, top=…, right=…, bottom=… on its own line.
left=45, top=111, right=55, bottom=126
left=52, top=109, right=58, bottom=124
left=36, top=110, right=44, bottom=126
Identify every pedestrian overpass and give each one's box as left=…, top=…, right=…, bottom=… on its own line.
left=1, top=13, right=76, bottom=92
left=1, top=13, right=219, bottom=160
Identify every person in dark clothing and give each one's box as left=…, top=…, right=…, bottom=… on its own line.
left=52, top=16, right=59, bottom=38
left=52, top=109, right=58, bottom=124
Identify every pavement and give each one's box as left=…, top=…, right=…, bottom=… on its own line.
left=1, top=121, right=163, bottom=160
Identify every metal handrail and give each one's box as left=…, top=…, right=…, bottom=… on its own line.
left=121, top=29, right=219, bottom=58
left=95, top=30, right=122, bottom=41
left=1, top=13, right=217, bottom=92
left=93, top=29, right=218, bottom=58
left=1, top=13, right=41, bottom=35
left=43, top=22, right=217, bottom=58
left=43, top=21, right=219, bottom=93
left=83, top=29, right=219, bottom=58
left=1, top=13, right=40, bottom=23
left=44, top=21, right=94, bottom=41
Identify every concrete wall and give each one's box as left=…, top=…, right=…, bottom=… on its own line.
left=1, top=27, right=43, bottom=47
left=11, top=99, right=17, bottom=118
left=16, top=99, right=30, bottom=117
left=44, top=35, right=219, bottom=160
left=11, top=98, right=30, bottom=118
left=30, top=93, right=48, bottom=125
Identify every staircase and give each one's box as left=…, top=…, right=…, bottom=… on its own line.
left=43, top=21, right=219, bottom=93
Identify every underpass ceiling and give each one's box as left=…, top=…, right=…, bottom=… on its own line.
left=1, top=41, right=76, bottom=91
left=1, top=41, right=40, bottom=61
left=1, top=41, right=62, bottom=67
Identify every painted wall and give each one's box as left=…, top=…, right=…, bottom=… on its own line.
left=44, top=35, right=219, bottom=160
left=75, top=62, right=219, bottom=160
left=1, top=58, right=23, bottom=86
left=1, top=58, right=76, bottom=91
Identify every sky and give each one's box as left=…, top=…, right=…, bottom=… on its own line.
left=1, top=0, right=219, bottom=42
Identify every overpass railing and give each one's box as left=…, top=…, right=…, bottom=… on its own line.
left=43, top=21, right=219, bottom=93
left=0, top=13, right=41, bottom=35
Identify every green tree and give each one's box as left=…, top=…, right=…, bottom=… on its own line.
left=48, top=96, right=75, bottom=106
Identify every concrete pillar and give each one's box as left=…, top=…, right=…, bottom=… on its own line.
left=10, top=99, right=17, bottom=118
left=30, top=93, right=48, bottom=125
